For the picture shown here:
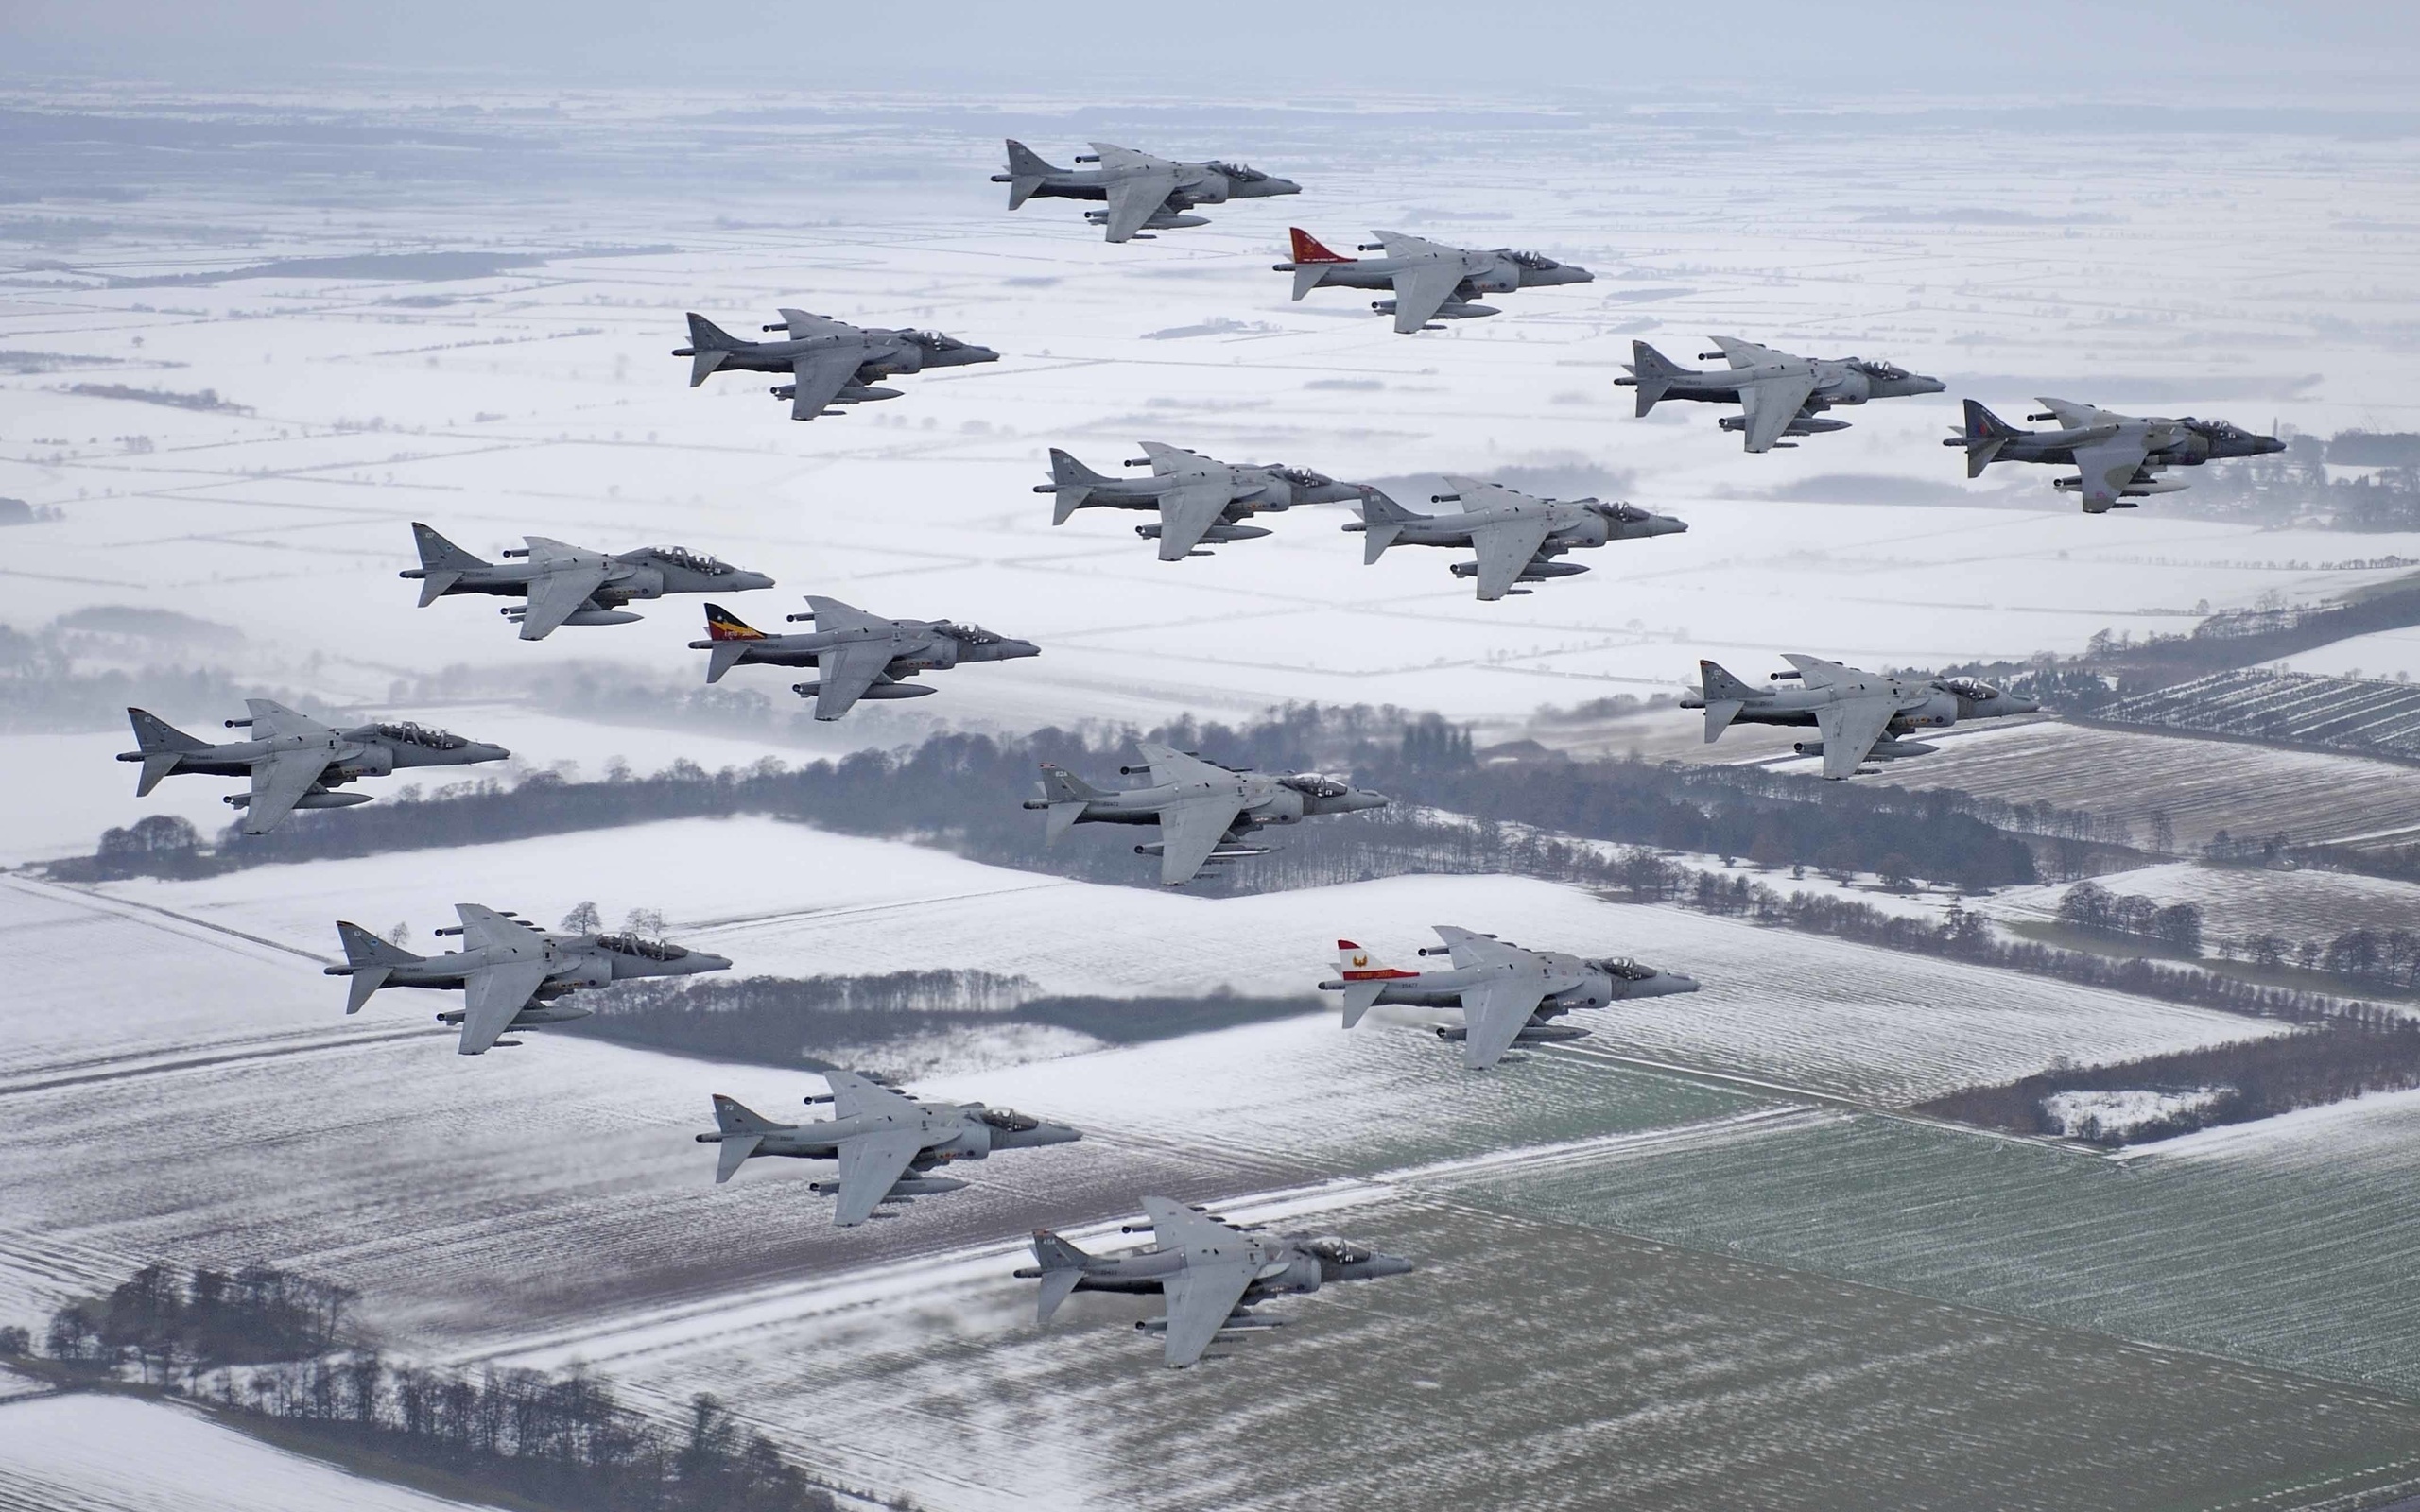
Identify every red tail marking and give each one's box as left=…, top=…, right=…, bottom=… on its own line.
left=1288, top=228, right=1350, bottom=265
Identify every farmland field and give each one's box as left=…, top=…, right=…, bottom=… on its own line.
left=1984, top=859, right=2420, bottom=948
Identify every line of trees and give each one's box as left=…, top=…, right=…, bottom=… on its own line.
left=1914, top=1019, right=2420, bottom=1146
left=567, top=972, right=1320, bottom=1068
left=2055, top=882, right=2204, bottom=953
left=19, top=1261, right=872, bottom=1512
left=54, top=704, right=2091, bottom=897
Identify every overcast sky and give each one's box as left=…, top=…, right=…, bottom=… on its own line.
left=5, top=1, right=2416, bottom=103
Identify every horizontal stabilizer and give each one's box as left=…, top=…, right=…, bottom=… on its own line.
left=344, top=965, right=390, bottom=1015
left=1340, top=979, right=1390, bottom=1027
left=1702, top=698, right=1746, bottom=743
left=715, top=1133, right=762, bottom=1184
left=415, top=569, right=462, bottom=608
left=705, top=642, right=752, bottom=684
left=1625, top=341, right=1685, bottom=416
left=690, top=349, right=728, bottom=387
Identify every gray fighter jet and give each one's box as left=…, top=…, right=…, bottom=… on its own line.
left=117, top=700, right=507, bottom=835
left=1038, top=441, right=1371, bottom=560
left=1024, top=742, right=1388, bottom=886
left=694, top=1072, right=1080, bottom=1227
left=402, top=523, right=773, bottom=641
left=1617, top=337, right=1945, bottom=453
left=1945, top=398, right=2285, bottom=513
left=1274, top=227, right=1591, bottom=334
left=674, top=309, right=998, bottom=422
left=993, top=140, right=1300, bottom=244
left=1346, top=477, right=1686, bottom=600
left=1015, top=1196, right=1412, bottom=1368
left=689, top=597, right=1037, bottom=721
left=1683, top=654, right=2040, bottom=779
left=326, top=904, right=732, bottom=1055
left=1321, top=928, right=1701, bottom=1070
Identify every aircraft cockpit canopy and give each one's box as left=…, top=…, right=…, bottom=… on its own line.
left=371, top=721, right=468, bottom=749
left=649, top=546, right=730, bottom=575
left=595, top=932, right=689, bottom=961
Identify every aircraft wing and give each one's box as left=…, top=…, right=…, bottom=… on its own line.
left=1384, top=258, right=1468, bottom=335
left=238, top=748, right=331, bottom=835
left=1811, top=696, right=1898, bottom=780
left=456, top=958, right=552, bottom=1055
left=786, top=341, right=869, bottom=421
left=1100, top=169, right=1180, bottom=243
left=1711, top=335, right=1793, bottom=368
left=454, top=902, right=545, bottom=953
left=1457, top=975, right=1556, bottom=1070
left=1152, top=793, right=1251, bottom=885
left=242, top=698, right=329, bottom=743
left=1369, top=230, right=1457, bottom=259
left=2069, top=432, right=2154, bottom=512
left=1465, top=515, right=1559, bottom=600
left=1134, top=741, right=1236, bottom=788
left=1779, top=652, right=1889, bottom=695
left=515, top=543, right=614, bottom=641
left=775, top=307, right=856, bottom=342
left=1432, top=924, right=1525, bottom=971
left=2033, top=396, right=2107, bottom=430
left=1737, top=369, right=1822, bottom=453
left=809, top=637, right=898, bottom=721
left=826, top=1068, right=921, bottom=1123
left=1151, top=479, right=1238, bottom=561
left=830, top=1129, right=927, bottom=1227
left=1157, top=1257, right=1260, bottom=1367
left=1138, top=440, right=1213, bottom=479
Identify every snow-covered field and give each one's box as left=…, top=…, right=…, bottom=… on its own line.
left=0, top=1388, right=489, bottom=1512
left=1985, top=857, right=2420, bottom=949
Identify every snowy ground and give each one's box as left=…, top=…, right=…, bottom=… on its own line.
left=1985, top=857, right=2420, bottom=950
left=0, top=1387, right=489, bottom=1512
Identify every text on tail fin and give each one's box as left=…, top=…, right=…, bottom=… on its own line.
left=1288, top=228, right=1350, bottom=265
left=711, top=1094, right=780, bottom=1134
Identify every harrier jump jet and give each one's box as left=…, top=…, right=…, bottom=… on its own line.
left=694, top=1071, right=1080, bottom=1227
left=1322, top=927, right=1701, bottom=1070
left=117, top=700, right=507, bottom=835
left=1346, top=477, right=1686, bottom=600
left=1617, top=337, right=1945, bottom=453
left=1038, top=441, right=1370, bottom=560
left=1945, top=398, right=2284, bottom=513
left=675, top=309, right=997, bottom=421
left=1025, top=742, right=1388, bottom=886
left=326, top=904, right=732, bottom=1055
left=402, top=523, right=773, bottom=641
left=690, top=597, right=1037, bottom=721
left=1015, top=1196, right=1412, bottom=1367
left=1274, top=228, right=1591, bottom=334
left=993, top=140, right=1300, bottom=243
left=1683, top=654, right=2039, bottom=779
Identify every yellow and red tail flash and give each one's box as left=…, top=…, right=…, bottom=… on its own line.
left=702, top=604, right=766, bottom=641
left=1336, top=939, right=1418, bottom=981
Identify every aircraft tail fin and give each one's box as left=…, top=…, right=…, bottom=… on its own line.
left=710, top=1093, right=781, bottom=1135
left=683, top=313, right=741, bottom=385
left=408, top=522, right=486, bottom=606
left=1046, top=448, right=1114, bottom=524
left=1334, top=939, right=1416, bottom=1027
left=1354, top=488, right=1419, bottom=564
left=1625, top=340, right=1686, bottom=417
left=1001, top=139, right=1059, bottom=209
left=708, top=1095, right=779, bottom=1182
left=1034, top=765, right=1106, bottom=842
left=1286, top=228, right=1351, bottom=299
left=1956, top=399, right=2019, bottom=476
left=332, top=921, right=420, bottom=1014
left=123, top=708, right=208, bottom=795
left=700, top=604, right=767, bottom=683
left=1696, top=659, right=1767, bottom=743
left=1029, top=1228, right=1092, bottom=1323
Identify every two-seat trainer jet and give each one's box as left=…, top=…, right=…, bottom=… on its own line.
left=1322, top=927, right=1701, bottom=1070
left=1275, top=228, right=1592, bottom=334
left=403, top=523, right=773, bottom=641
left=1617, top=337, right=1945, bottom=453
left=1038, top=441, right=1369, bottom=560
left=1945, top=398, right=2285, bottom=513
left=327, top=904, right=732, bottom=1055
left=695, top=1071, right=1080, bottom=1227
left=675, top=309, right=997, bottom=422
left=1026, top=742, right=1388, bottom=886
left=1683, top=654, right=2039, bottom=779
left=691, top=597, right=1037, bottom=721
left=118, top=700, right=507, bottom=835
left=993, top=140, right=1300, bottom=243
left=1347, top=476, right=1686, bottom=600
left=1016, top=1195, right=1413, bottom=1368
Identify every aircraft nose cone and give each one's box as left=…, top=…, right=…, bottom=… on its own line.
left=958, top=346, right=1002, bottom=366
left=1363, top=1254, right=1416, bottom=1279
left=1002, top=639, right=1041, bottom=660
left=474, top=743, right=511, bottom=761
left=2257, top=436, right=2287, bottom=454
left=733, top=572, right=777, bottom=591
left=2009, top=696, right=2042, bottom=713
left=690, top=951, right=735, bottom=972
left=1917, top=376, right=1947, bottom=394
left=1349, top=790, right=1391, bottom=811
left=1267, top=178, right=1303, bottom=196
left=1554, top=266, right=1594, bottom=284
left=1034, top=1123, right=1082, bottom=1145
left=1654, top=517, right=1688, bottom=535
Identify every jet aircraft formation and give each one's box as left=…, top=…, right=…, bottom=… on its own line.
left=91, top=124, right=2305, bottom=1375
